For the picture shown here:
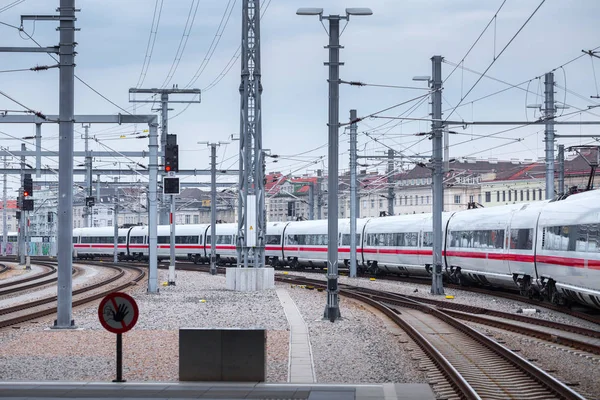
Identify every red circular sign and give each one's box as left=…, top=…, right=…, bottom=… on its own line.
left=98, top=292, right=139, bottom=334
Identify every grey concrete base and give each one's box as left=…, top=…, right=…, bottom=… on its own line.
left=179, top=328, right=266, bottom=382
left=225, top=267, right=275, bottom=291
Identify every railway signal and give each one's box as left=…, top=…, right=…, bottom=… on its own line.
left=23, top=174, right=32, bottom=197
left=164, top=134, right=179, bottom=172
left=163, top=177, right=180, bottom=195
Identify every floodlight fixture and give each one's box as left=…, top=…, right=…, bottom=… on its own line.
left=296, top=8, right=323, bottom=16
left=345, top=7, right=372, bottom=16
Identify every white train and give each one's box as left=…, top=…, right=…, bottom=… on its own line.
left=72, top=190, right=600, bottom=309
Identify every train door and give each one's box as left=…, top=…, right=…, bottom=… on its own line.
left=125, top=227, right=134, bottom=259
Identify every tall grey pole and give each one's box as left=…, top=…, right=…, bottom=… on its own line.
left=210, top=143, right=217, bottom=275
left=443, top=126, right=450, bottom=173
left=349, top=109, right=358, bottom=278
left=324, top=15, right=341, bottom=322
left=2, top=156, right=6, bottom=256
left=148, top=122, right=159, bottom=293
left=84, top=124, right=91, bottom=228
left=431, top=55, right=445, bottom=296
left=308, top=182, right=315, bottom=220
left=113, top=188, right=118, bottom=263
left=544, top=72, right=556, bottom=200
left=168, top=193, right=176, bottom=284
left=19, top=143, right=25, bottom=265
left=317, top=169, right=323, bottom=220
left=55, top=0, right=76, bottom=328
left=35, top=123, right=41, bottom=178
left=387, top=149, right=394, bottom=216
left=558, top=144, right=565, bottom=196
left=96, top=174, right=100, bottom=203
left=160, top=93, right=169, bottom=225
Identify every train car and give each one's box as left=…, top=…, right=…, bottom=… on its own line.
left=338, top=218, right=370, bottom=272
left=265, top=221, right=289, bottom=267
left=535, top=190, right=600, bottom=307
left=364, top=214, right=450, bottom=276
left=504, top=201, right=549, bottom=295
left=156, top=224, right=208, bottom=261
left=127, top=225, right=148, bottom=260
left=205, top=223, right=237, bottom=264
left=74, top=227, right=128, bottom=259
left=283, top=219, right=331, bottom=269
left=445, top=203, right=525, bottom=288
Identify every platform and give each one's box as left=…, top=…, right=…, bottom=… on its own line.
left=276, top=288, right=316, bottom=383
left=0, top=382, right=436, bottom=399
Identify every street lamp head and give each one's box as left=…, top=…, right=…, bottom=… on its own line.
left=345, top=7, right=372, bottom=16
left=413, top=76, right=431, bottom=82
left=296, top=8, right=323, bottom=16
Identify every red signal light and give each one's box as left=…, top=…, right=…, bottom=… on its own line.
left=165, top=166, right=171, bottom=172
left=23, top=191, right=29, bottom=197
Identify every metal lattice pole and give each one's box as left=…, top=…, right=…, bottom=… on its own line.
left=349, top=109, right=358, bottom=278
left=237, top=0, right=265, bottom=269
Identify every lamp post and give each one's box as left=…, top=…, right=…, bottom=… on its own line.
left=297, top=6, right=372, bottom=322
left=198, top=141, right=229, bottom=275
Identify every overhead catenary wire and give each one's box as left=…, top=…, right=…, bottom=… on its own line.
left=444, top=0, right=547, bottom=123
left=136, top=0, right=165, bottom=89
left=160, top=0, right=201, bottom=89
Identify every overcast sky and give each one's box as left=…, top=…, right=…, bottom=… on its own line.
left=1, top=0, right=599, bottom=194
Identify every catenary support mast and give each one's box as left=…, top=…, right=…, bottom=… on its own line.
left=237, top=0, right=265, bottom=269
left=55, top=0, right=77, bottom=327
left=431, top=55, right=445, bottom=296
left=544, top=72, right=556, bottom=199
left=349, top=109, right=358, bottom=278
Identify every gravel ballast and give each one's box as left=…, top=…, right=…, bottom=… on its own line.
left=1, top=266, right=598, bottom=394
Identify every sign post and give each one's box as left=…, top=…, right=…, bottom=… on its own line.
left=98, top=292, right=139, bottom=383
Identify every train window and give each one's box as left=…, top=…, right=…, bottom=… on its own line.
left=118, top=236, right=126, bottom=244
left=73, top=237, right=78, bottom=244
left=341, top=234, right=360, bottom=246
left=510, top=229, right=533, bottom=250
left=130, top=236, right=144, bottom=244
left=450, top=230, right=504, bottom=249
left=176, top=236, right=200, bottom=244
left=266, top=235, right=281, bottom=245
left=422, top=232, right=433, bottom=247
left=158, top=236, right=169, bottom=244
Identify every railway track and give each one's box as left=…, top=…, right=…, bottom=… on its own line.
left=281, top=274, right=588, bottom=399
left=0, top=261, right=145, bottom=329
left=271, top=264, right=600, bottom=326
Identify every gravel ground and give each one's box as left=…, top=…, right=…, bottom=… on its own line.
left=0, top=268, right=290, bottom=382
left=3, top=265, right=596, bottom=395
left=284, top=284, right=427, bottom=384
left=466, top=322, right=600, bottom=400
left=288, top=271, right=600, bottom=331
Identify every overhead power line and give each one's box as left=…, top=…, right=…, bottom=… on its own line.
left=444, top=0, right=547, bottom=123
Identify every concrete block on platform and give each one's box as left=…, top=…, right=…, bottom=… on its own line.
left=225, top=267, right=275, bottom=291
left=179, top=328, right=266, bottom=382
